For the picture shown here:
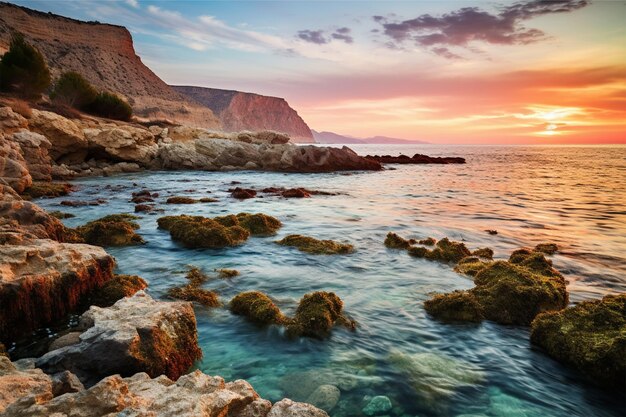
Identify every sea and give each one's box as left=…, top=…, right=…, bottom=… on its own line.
left=30, top=144, right=626, bottom=417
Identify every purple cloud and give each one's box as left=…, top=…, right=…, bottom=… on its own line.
left=375, top=0, right=589, bottom=56
left=297, top=27, right=354, bottom=45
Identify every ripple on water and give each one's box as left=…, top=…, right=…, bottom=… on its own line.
left=32, top=145, right=626, bottom=417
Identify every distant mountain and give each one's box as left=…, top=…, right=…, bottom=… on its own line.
left=312, top=130, right=428, bottom=144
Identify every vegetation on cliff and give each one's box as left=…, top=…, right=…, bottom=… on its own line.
left=0, top=33, right=50, bottom=97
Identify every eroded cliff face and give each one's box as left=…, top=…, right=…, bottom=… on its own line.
left=0, top=3, right=220, bottom=129
left=173, top=86, right=315, bottom=143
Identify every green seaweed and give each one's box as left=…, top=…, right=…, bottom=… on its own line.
left=277, top=234, right=354, bottom=255
left=75, top=214, right=144, bottom=247
left=230, top=291, right=286, bottom=325
left=472, top=247, right=494, bottom=259
left=157, top=215, right=249, bottom=249
left=418, top=237, right=436, bottom=246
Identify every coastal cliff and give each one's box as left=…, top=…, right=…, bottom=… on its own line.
left=174, top=86, right=315, bottom=143
left=0, top=2, right=221, bottom=128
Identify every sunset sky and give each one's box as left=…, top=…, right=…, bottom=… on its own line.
left=12, top=0, right=626, bottom=144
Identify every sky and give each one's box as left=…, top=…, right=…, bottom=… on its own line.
left=11, top=0, right=626, bottom=144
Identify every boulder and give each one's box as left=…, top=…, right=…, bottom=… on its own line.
left=0, top=107, right=28, bottom=133
left=268, top=399, right=329, bottom=417
left=408, top=237, right=471, bottom=263
left=36, top=291, right=202, bottom=385
left=305, top=384, right=340, bottom=412
left=0, top=238, right=115, bottom=343
left=277, top=235, right=354, bottom=255
left=29, top=110, right=87, bottom=164
left=0, top=356, right=52, bottom=414
left=362, top=395, right=392, bottom=416
left=74, top=214, right=145, bottom=247
left=287, top=291, right=355, bottom=339
left=230, top=291, right=286, bottom=325
left=86, top=126, right=158, bottom=166
left=10, top=131, right=52, bottom=181
left=0, top=132, right=31, bottom=193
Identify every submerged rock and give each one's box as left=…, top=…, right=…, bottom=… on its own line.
left=231, top=187, right=257, bottom=199
left=365, top=154, right=465, bottom=164
left=158, top=214, right=249, bottom=248
left=362, top=395, right=392, bottom=416
left=48, top=210, right=75, bottom=219
left=424, top=290, right=484, bottom=322
left=534, top=243, right=558, bottom=255
left=0, top=239, right=115, bottom=343
left=281, top=188, right=311, bottom=198
left=530, top=293, right=626, bottom=390
left=75, top=213, right=145, bottom=247
left=408, top=237, right=471, bottom=263
left=166, top=196, right=197, bottom=204
left=384, top=232, right=413, bottom=249
left=306, top=384, right=340, bottom=412
left=168, top=285, right=220, bottom=307
left=230, top=291, right=285, bottom=325
left=277, top=235, right=354, bottom=255
left=287, top=291, right=354, bottom=339
left=472, top=247, right=494, bottom=259
left=37, top=291, right=202, bottom=385
left=88, top=274, right=148, bottom=307
left=20, top=182, right=72, bottom=199
left=217, top=268, right=239, bottom=278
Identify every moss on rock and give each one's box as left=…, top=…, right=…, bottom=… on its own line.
left=424, top=290, right=484, bottom=322
left=384, top=232, right=412, bottom=249
left=418, top=237, right=436, bottom=246
left=21, top=182, right=72, bottom=199
left=168, top=285, right=220, bottom=307
left=287, top=291, right=354, bottom=339
left=216, top=268, right=239, bottom=279
left=509, top=249, right=562, bottom=278
left=90, top=274, right=148, bottom=307
left=49, top=210, right=75, bottom=219
left=472, top=247, right=494, bottom=259
left=530, top=294, right=626, bottom=390
left=185, top=267, right=210, bottom=286
left=199, top=197, right=219, bottom=203
left=472, top=261, right=568, bottom=325
left=453, top=256, right=489, bottom=277
left=166, top=196, right=197, bottom=204
left=535, top=243, right=558, bottom=255
left=408, top=237, right=471, bottom=263
left=157, top=215, right=250, bottom=249
left=75, top=214, right=144, bottom=247
left=235, top=213, right=282, bottom=236
left=277, top=234, right=354, bottom=255
left=230, top=291, right=285, bottom=325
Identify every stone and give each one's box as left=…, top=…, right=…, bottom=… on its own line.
left=48, top=332, right=82, bottom=352
left=384, top=232, right=413, bottom=249
left=0, top=238, right=115, bottom=343
left=277, top=235, right=354, bottom=255
left=287, top=291, right=355, bottom=339
left=268, top=399, right=329, bottom=417
left=0, top=356, right=52, bottom=414
left=408, top=237, right=471, bottom=263
left=306, top=384, right=340, bottom=412
left=86, top=126, right=158, bottom=166
left=88, top=274, right=148, bottom=307
left=362, top=395, right=392, bottom=416
left=10, top=130, right=52, bottom=181
left=36, top=291, right=202, bottom=385
left=50, top=370, right=84, bottom=396
left=0, top=132, right=31, bottom=193
left=74, top=214, right=145, bottom=247
left=230, top=291, right=286, bottom=325
left=29, top=110, right=87, bottom=163
left=0, top=107, right=28, bottom=133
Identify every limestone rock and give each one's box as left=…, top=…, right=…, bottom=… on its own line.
left=37, top=291, right=202, bottom=385
left=29, top=110, right=87, bottom=163
left=86, top=126, right=158, bottom=166
left=268, top=399, right=329, bottom=417
left=0, top=238, right=115, bottom=343
left=0, top=107, right=28, bottom=133
left=0, top=356, right=52, bottom=414
left=10, top=130, right=52, bottom=181
left=306, top=384, right=340, bottom=412
left=0, top=132, right=31, bottom=193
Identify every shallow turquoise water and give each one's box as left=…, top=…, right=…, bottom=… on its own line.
left=34, top=145, right=625, bottom=416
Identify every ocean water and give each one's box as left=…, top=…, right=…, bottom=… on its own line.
left=32, top=145, right=625, bottom=416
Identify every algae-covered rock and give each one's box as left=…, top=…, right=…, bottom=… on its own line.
left=168, top=285, right=220, bottom=307
left=454, top=256, right=489, bottom=277
left=49, top=210, right=75, bottom=219
left=534, top=243, right=558, bottom=255
left=166, top=196, right=197, bottom=204
left=362, top=395, right=392, bottom=416
left=472, top=261, right=567, bottom=325
left=234, top=212, right=282, bottom=236
left=231, top=187, right=257, bottom=199
left=424, top=290, right=484, bottom=322
left=384, top=232, right=412, bottom=249
left=199, top=197, right=219, bottom=203
left=287, top=291, right=354, bottom=339
left=20, top=181, right=72, bottom=199
left=75, top=214, right=144, bottom=247
left=408, top=237, right=471, bottom=263
left=157, top=215, right=249, bottom=249
left=217, top=268, right=239, bottom=278
left=530, top=293, right=626, bottom=390
left=509, top=249, right=561, bottom=278
left=418, top=237, right=436, bottom=246
left=277, top=235, right=354, bottom=255
left=230, top=291, right=285, bottom=325
left=89, top=274, right=148, bottom=307
left=472, top=247, right=494, bottom=259
left=186, top=267, right=210, bottom=286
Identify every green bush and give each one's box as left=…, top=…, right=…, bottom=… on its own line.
left=0, top=33, right=51, bottom=97
left=51, top=71, right=97, bottom=108
left=86, top=91, right=133, bottom=121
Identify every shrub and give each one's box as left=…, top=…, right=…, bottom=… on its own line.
left=9, top=99, right=32, bottom=118
left=51, top=71, right=97, bottom=108
left=86, top=91, right=132, bottom=121
left=0, top=33, right=51, bottom=97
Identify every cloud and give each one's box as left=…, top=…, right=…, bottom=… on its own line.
left=375, top=0, right=589, bottom=57
left=125, top=0, right=139, bottom=8
left=297, top=27, right=354, bottom=45
left=297, top=30, right=328, bottom=45
left=431, top=47, right=462, bottom=60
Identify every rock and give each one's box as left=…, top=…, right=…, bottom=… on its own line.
left=277, top=235, right=354, bottom=255
left=20, top=181, right=72, bottom=199
left=168, top=285, right=220, bottom=307
left=134, top=203, right=154, bottom=213
left=88, top=274, right=148, bottom=307
left=418, top=237, right=436, bottom=246
left=10, top=130, right=52, bottom=181
left=232, top=187, right=257, bottom=199
left=0, top=107, right=28, bottom=133
left=0, top=132, right=31, bottom=193
left=362, top=395, right=392, bottom=416
left=472, top=247, right=494, bottom=259
left=74, top=213, right=145, bottom=247
left=229, top=213, right=282, bottom=236
left=268, top=399, right=329, bottom=417
left=86, top=126, right=158, bottom=166
left=48, top=332, right=82, bottom=352
left=0, top=238, right=115, bottom=343
left=306, top=384, right=340, bottom=412
left=59, top=198, right=105, bottom=207
left=424, top=290, right=484, bottom=322
left=530, top=293, right=626, bottom=390
left=48, top=210, right=75, bottom=219
left=166, top=196, right=197, bottom=204
left=230, top=291, right=286, bottom=325
left=486, top=229, right=498, bottom=235
left=534, top=243, right=558, bottom=255
left=217, top=268, right=239, bottom=278
left=384, top=232, right=413, bottom=249
left=408, top=237, right=471, bottom=263
left=365, top=154, right=465, bottom=164
left=287, top=291, right=355, bottom=339
left=453, top=256, right=490, bottom=277
left=0, top=356, right=52, bottom=414
left=281, top=188, right=311, bottom=198
left=50, top=370, right=84, bottom=396
left=36, top=291, right=202, bottom=385
left=29, top=110, right=87, bottom=164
